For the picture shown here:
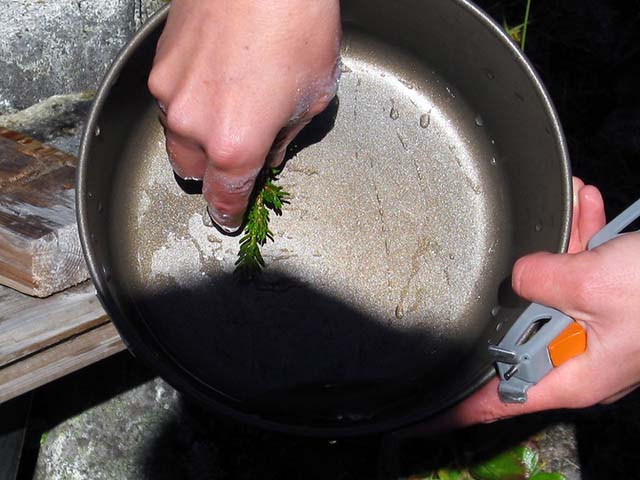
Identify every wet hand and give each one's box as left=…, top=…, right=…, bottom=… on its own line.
left=148, top=0, right=341, bottom=231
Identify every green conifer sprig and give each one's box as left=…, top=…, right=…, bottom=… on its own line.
left=234, top=168, right=289, bottom=279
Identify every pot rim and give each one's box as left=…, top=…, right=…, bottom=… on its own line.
left=77, top=1, right=571, bottom=436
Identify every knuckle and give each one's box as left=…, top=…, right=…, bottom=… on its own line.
left=147, top=66, right=169, bottom=101
left=220, top=175, right=255, bottom=196
left=204, top=134, right=255, bottom=171
left=164, top=101, right=199, bottom=140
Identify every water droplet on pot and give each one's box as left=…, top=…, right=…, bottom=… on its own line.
left=390, top=107, right=399, bottom=120
left=484, top=69, right=495, bottom=80
left=419, top=113, right=430, bottom=128
left=97, top=201, right=103, bottom=213
left=396, top=76, right=415, bottom=90
left=395, top=305, right=405, bottom=319
left=475, top=115, right=484, bottom=127
left=535, top=221, right=543, bottom=232
left=490, top=157, right=497, bottom=165
left=496, top=321, right=503, bottom=332
left=446, top=86, right=456, bottom=98
left=94, top=126, right=101, bottom=137
left=491, top=306, right=500, bottom=317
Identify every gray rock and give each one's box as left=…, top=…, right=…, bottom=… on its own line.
left=0, top=0, right=165, bottom=115
left=35, top=378, right=181, bottom=480
left=0, top=91, right=95, bottom=156
left=33, top=372, right=584, bottom=480
left=534, top=423, right=582, bottom=480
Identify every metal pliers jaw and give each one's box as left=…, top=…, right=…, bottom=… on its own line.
left=490, top=198, right=640, bottom=403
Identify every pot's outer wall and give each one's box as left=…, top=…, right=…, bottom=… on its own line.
left=78, top=1, right=571, bottom=436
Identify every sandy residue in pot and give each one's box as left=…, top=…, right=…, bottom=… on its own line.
left=108, top=32, right=509, bottom=399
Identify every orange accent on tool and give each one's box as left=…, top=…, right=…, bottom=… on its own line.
left=548, top=321, right=587, bottom=367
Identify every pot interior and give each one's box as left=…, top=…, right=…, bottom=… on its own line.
left=79, top=0, right=570, bottom=435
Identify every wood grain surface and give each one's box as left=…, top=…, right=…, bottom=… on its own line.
left=0, top=127, right=89, bottom=297
left=0, top=281, right=124, bottom=403
left=0, top=322, right=125, bottom=404
left=0, top=282, right=108, bottom=368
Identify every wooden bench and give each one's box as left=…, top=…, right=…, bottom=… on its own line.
left=0, top=282, right=124, bottom=403
left=0, top=128, right=125, bottom=403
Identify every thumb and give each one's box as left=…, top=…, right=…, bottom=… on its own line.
left=512, top=250, right=594, bottom=315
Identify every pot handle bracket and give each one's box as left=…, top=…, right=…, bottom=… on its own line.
left=490, top=198, right=640, bottom=403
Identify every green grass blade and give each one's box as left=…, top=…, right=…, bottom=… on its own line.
left=521, top=0, right=532, bottom=51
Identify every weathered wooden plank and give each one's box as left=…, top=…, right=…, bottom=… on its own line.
left=0, top=128, right=76, bottom=188
left=0, top=282, right=108, bottom=368
left=0, top=322, right=125, bottom=404
left=0, top=128, right=88, bottom=297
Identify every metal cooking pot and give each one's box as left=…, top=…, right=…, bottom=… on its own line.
left=77, top=0, right=571, bottom=436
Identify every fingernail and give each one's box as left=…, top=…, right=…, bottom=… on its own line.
left=511, top=258, right=525, bottom=294
left=572, top=178, right=581, bottom=209
left=206, top=205, right=242, bottom=234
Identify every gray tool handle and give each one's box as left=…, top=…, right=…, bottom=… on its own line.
left=588, top=198, right=640, bottom=249
left=491, top=197, right=640, bottom=403
left=489, top=303, right=573, bottom=403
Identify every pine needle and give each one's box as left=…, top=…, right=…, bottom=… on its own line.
left=234, top=168, right=289, bottom=279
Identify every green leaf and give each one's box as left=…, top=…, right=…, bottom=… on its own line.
left=469, top=446, right=539, bottom=480
left=407, top=470, right=473, bottom=480
left=437, top=469, right=474, bottom=480
left=529, top=473, right=566, bottom=480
